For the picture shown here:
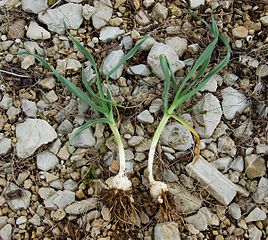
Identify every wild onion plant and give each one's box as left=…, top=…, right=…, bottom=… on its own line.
left=148, top=17, right=231, bottom=203
left=20, top=29, right=147, bottom=192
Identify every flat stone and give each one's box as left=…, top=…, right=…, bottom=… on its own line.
left=193, top=93, right=222, bottom=138
left=0, top=216, right=8, bottom=229
left=260, top=16, right=268, bottom=26
left=245, top=154, right=266, bottom=179
left=147, top=43, right=185, bottom=79
left=82, top=4, right=95, bottom=20
left=228, top=203, right=241, bottom=220
left=127, top=64, right=151, bottom=76
left=38, top=3, right=83, bottom=34
left=16, top=119, right=57, bottom=158
left=5, top=183, right=31, bottom=211
left=149, top=98, right=163, bottom=113
left=0, top=138, right=12, bottom=156
left=21, top=99, right=37, bottom=118
left=37, top=150, right=59, bottom=171
left=169, top=183, right=202, bottom=214
left=38, top=77, right=56, bottom=89
left=52, top=190, right=75, bottom=209
left=221, top=87, right=248, bottom=120
left=218, top=136, right=237, bottom=157
left=224, top=73, right=239, bottom=86
left=199, top=207, right=219, bottom=226
left=190, top=0, right=205, bottom=9
left=154, top=222, right=181, bottom=240
left=22, top=0, right=48, bottom=13
left=8, top=19, right=26, bottom=39
left=161, top=122, right=193, bottom=151
left=101, top=50, right=124, bottom=80
left=26, top=21, right=51, bottom=40
left=253, top=177, right=268, bottom=203
left=16, top=216, right=27, bottom=225
left=245, top=207, right=266, bottom=223
left=230, top=156, right=244, bottom=172
left=165, top=37, right=187, bottom=57
left=0, top=94, right=12, bottom=110
left=56, top=58, right=81, bottom=73
left=137, top=110, right=154, bottom=124
left=69, top=127, right=96, bottom=148
left=151, top=3, right=168, bottom=20
left=99, top=26, right=124, bottom=42
left=256, top=64, right=268, bottom=77
left=57, top=119, right=73, bottom=135
left=186, top=156, right=237, bottom=205
left=248, top=225, right=262, bottom=240
left=65, top=198, right=98, bottom=215
left=200, top=74, right=221, bottom=92
left=135, top=10, right=151, bottom=26
left=232, top=26, right=249, bottom=39
left=185, top=212, right=208, bottom=231
left=211, top=156, right=232, bottom=173
left=0, top=224, right=12, bottom=240
left=92, top=0, right=113, bottom=29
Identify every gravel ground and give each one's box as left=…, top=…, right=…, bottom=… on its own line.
left=0, top=0, right=267, bottom=239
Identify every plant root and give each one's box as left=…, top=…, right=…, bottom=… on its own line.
left=154, top=192, right=182, bottom=223
left=100, top=188, right=140, bottom=225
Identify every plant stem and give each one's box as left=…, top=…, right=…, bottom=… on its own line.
left=109, top=122, right=126, bottom=177
left=148, top=114, right=170, bottom=183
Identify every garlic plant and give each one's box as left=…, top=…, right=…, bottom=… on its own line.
left=20, top=28, right=147, bottom=192
left=148, top=17, right=231, bottom=203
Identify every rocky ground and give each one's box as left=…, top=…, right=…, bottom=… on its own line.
left=0, top=0, right=267, bottom=239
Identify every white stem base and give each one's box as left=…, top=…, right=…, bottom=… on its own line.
left=150, top=181, right=169, bottom=203
left=106, top=174, right=132, bottom=191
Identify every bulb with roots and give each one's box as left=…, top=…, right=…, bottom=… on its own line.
left=106, top=174, right=132, bottom=191
left=150, top=180, right=169, bottom=203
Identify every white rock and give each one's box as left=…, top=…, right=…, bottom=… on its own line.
left=127, top=64, right=151, bottom=76
left=256, top=144, right=268, bottom=154
left=149, top=98, right=163, bottom=113
left=260, top=16, right=268, bottom=26
left=200, top=74, right=221, bottom=92
left=21, top=99, right=37, bottom=118
left=16, top=119, right=57, bottom=158
left=37, top=150, right=59, bottom=171
left=190, top=0, right=205, bottom=9
left=92, top=0, right=113, bottom=29
left=99, top=26, right=125, bottom=42
left=57, top=119, right=73, bottom=135
left=143, top=0, right=154, bottom=8
left=147, top=43, right=185, bottom=79
left=234, top=119, right=253, bottom=139
left=69, top=127, right=96, bottom=148
left=218, top=136, right=237, bottom=157
left=211, top=156, right=232, bottom=173
left=0, top=138, right=12, bottom=156
left=65, top=198, right=98, bottom=215
left=199, top=207, right=219, bottom=226
left=165, top=37, right=187, bottom=57
left=26, top=21, right=51, bottom=40
left=56, top=58, right=82, bottom=72
left=253, top=177, right=268, bottom=204
left=256, top=64, right=268, bottom=77
left=22, top=0, right=48, bottom=14
left=21, top=55, right=35, bottom=70
left=151, top=3, right=168, bottom=20
left=121, top=36, right=133, bottom=50
left=229, top=156, right=244, bottom=172
left=16, top=216, right=27, bottom=225
left=0, top=216, right=8, bottom=229
left=245, top=207, right=266, bottom=223
left=0, top=224, right=12, bottom=240
left=154, top=222, right=181, bottom=240
left=161, top=121, right=193, bottom=151
left=101, top=50, right=124, bottom=80
left=38, top=187, right=56, bottom=200
left=38, top=77, right=56, bottom=89
left=248, top=225, right=262, bottom=240
left=82, top=4, right=95, bottom=20
left=138, top=36, right=156, bottom=51
left=52, top=190, right=75, bottom=208
left=135, top=10, right=151, bottom=26
left=137, top=110, right=154, bottom=124
left=224, top=73, right=238, bottom=86
left=38, top=3, right=83, bottom=34
left=0, top=94, right=12, bottom=110
left=228, top=203, right=241, bottom=220
left=186, top=156, right=237, bottom=205
left=221, top=87, right=248, bottom=120
left=193, top=93, right=222, bottom=138
left=5, top=183, right=31, bottom=211
left=24, top=41, right=44, bottom=55
left=185, top=212, right=208, bottom=231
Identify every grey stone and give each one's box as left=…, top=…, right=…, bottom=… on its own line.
left=38, top=3, right=83, bottom=34
left=128, top=136, right=144, bottom=147
left=135, top=10, right=151, bottom=26
left=224, top=73, right=239, bottom=86
left=256, top=144, right=268, bottom=154
left=0, top=216, right=8, bottom=229
left=63, top=179, right=77, bottom=191
left=200, top=74, right=220, bottom=92
left=230, top=156, right=244, bottom=172
left=154, top=222, right=181, bottom=240
left=253, top=177, right=268, bottom=203
left=57, top=119, right=73, bottom=135
left=185, top=212, right=208, bottom=231
left=82, top=4, right=95, bottom=20
left=52, top=190, right=75, bottom=208
left=163, top=169, right=178, bottom=182
left=137, top=110, right=154, bottom=124
left=245, top=154, right=266, bottom=179
left=221, top=87, right=248, bottom=120
left=218, top=136, right=237, bottom=157
left=190, top=0, right=205, bottom=9
left=211, top=156, right=232, bottom=173
left=256, top=64, right=268, bottom=77
left=37, top=150, right=59, bottom=171
left=16, top=216, right=27, bottom=225
left=165, top=37, right=187, bottom=57
left=101, top=50, right=124, bottom=80
left=38, top=187, right=56, bottom=200
left=22, top=0, right=48, bottom=13
left=151, top=3, right=168, bottom=20
left=38, top=77, right=56, bottom=89
left=5, top=183, right=31, bottom=211
left=56, top=59, right=81, bottom=73
left=169, top=183, right=202, bottom=214
left=0, top=138, right=12, bottom=156
left=147, top=43, right=185, bottom=79
left=121, top=36, right=133, bottom=50
left=0, top=224, right=12, bottom=240
left=21, top=99, right=37, bottom=118
left=127, top=64, right=151, bottom=76
left=0, top=94, right=12, bottom=110
left=234, top=119, right=253, bottom=139
left=99, top=26, right=125, bottom=42
left=161, top=122, right=193, bottom=151
left=193, top=93, right=222, bottom=138
left=199, top=207, right=219, bottom=226
left=92, top=0, right=112, bottom=29
left=245, top=207, right=266, bottom=223
left=260, top=16, right=268, bottom=26
left=248, top=225, right=262, bottom=240
left=26, top=21, right=51, bottom=40
left=186, top=156, right=237, bottom=205
left=16, top=119, right=57, bottom=158
left=228, top=203, right=241, bottom=220
left=69, top=127, right=96, bottom=148
left=138, top=36, right=156, bottom=51
left=149, top=98, right=163, bottom=113
left=65, top=198, right=98, bottom=215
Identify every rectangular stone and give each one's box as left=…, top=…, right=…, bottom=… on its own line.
left=186, top=156, right=237, bottom=205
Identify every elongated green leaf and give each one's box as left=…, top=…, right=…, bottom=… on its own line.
left=70, top=117, right=111, bottom=144
left=160, top=54, right=171, bottom=113
left=106, top=35, right=148, bottom=81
